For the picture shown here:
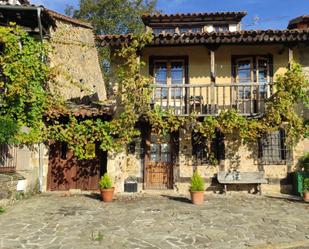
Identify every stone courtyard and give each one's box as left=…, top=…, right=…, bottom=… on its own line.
left=0, top=193, right=308, bottom=249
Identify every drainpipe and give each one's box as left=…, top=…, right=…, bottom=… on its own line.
left=0, top=5, right=46, bottom=191
left=36, top=6, right=44, bottom=192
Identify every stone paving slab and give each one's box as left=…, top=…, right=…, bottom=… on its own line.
left=0, top=193, right=308, bottom=249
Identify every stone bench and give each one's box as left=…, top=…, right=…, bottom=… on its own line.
left=217, top=171, right=268, bottom=194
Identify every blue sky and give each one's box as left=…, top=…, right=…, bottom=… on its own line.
left=32, top=0, right=309, bottom=30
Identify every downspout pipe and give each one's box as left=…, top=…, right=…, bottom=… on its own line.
left=37, top=6, right=44, bottom=193
left=37, top=7, right=44, bottom=45
left=0, top=5, right=46, bottom=192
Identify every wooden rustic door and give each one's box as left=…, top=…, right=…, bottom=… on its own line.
left=48, top=142, right=105, bottom=191
left=145, top=133, right=174, bottom=190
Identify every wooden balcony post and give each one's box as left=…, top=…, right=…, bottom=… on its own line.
left=288, top=47, right=293, bottom=69
left=207, top=45, right=219, bottom=114
left=287, top=44, right=295, bottom=69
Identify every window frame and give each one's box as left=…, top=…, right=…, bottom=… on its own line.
left=191, top=131, right=225, bottom=166
left=258, top=129, right=291, bottom=165
left=232, top=55, right=273, bottom=84
left=213, top=24, right=229, bottom=32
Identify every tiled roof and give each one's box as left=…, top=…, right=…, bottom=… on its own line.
left=142, top=11, right=247, bottom=25
left=97, top=29, right=309, bottom=46
left=47, top=102, right=115, bottom=118
left=288, top=15, right=309, bottom=29
left=0, top=0, right=29, bottom=4
left=0, top=3, right=93, bottom=29
left=45, top=9, right=93, bottom=29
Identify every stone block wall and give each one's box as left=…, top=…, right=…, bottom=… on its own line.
left=0, top=174, right=22, bottom=208
left=107, top=128, right=309, bottom=196
left=107, top=139, right=144, bottom=193
left=2, top=144, right=50, bottom=195
left=48, top=20, right=106, bottom=102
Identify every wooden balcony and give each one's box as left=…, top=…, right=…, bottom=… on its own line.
left=150, top=83, right=273, bottom=117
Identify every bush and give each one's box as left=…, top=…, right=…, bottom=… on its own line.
left=304, top=178, right=309, bottom=192
left=98, top=173, right=113, bottom=189
left=190, top=171, right=205, bottom=192
left=0, top=207, right=4, bottom=214
left=299, top=152, right=309, bottom=172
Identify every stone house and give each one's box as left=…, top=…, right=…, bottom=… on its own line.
left=0, top=1, right=110, bottom=202
left=99, top=11, right=309, bottom=195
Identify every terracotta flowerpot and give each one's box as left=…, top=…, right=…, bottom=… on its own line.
left=190, top=191, right=204, bottom=205
left=100, top=187, right=115, bottom=202
left=304, top=191, right=309, bottom=202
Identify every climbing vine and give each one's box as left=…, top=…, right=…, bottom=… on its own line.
left=47, top=33, right=309, bottom=160
left=1, top=24, right=308, bottom=162
left=147, top=62, right=308, bottom=164
left=47, top=32, right=154, bottom=159
left=0, top=24, right=51, bottom=145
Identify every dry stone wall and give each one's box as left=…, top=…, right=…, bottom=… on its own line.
left=48, top=20, right=106, bottom=102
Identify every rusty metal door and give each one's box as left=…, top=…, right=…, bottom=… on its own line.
left=48, top=142, right=105, bottom=191
left=145, top=133, right=174, bottom=190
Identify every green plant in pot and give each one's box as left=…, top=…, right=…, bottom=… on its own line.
left=190, top=171, right=205, bottom=205
left=303, top=178, right=309, bottom=202
left=99, top=173, right=114, bottom=202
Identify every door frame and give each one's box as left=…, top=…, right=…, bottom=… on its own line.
left=143, top=127, right=178, bottom=190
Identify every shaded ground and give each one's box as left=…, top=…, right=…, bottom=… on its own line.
left=0, top=193, right=308, bottom=249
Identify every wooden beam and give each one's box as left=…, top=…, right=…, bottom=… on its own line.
left=209, top=47, right=217, bottom=114
left=210, top=49, right=216, bottom=83
left=288, top=47, right=294, bottom=64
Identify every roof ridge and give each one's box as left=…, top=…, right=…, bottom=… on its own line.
left=44, top=8, right=93, bottom=29
left=97, top=29, right=309, bottom=46
left=141, top=11, right=248, bottom=18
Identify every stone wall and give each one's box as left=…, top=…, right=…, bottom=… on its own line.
left=107, top=128, right=309, bottom=196
left=1, top=144, right=50, bottom=195
left=0, top=174, right=21, bottom=207
left=0, top=143, right=49, bottom=206
left=48, top=19, right=106, bottom=102
left=107, top=139, right=144, bottom=193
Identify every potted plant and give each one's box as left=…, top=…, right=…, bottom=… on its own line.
left=99, top=173, right=114, bottom=202
left=189, top=171, right=205, bottom=205
left=303, top=178, right=309, bottom=202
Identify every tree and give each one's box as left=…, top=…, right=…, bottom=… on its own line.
left=66, top=0, right=158, bottom=35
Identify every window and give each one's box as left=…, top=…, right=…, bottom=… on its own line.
left=154, top=59, right=185, bottom=98
left=179, top=26, right=202, bottom=34
left=153, top=26, right=202, bottom=35
left=191, top=27, right=203, bottom=33
left=233, top=56, right=272, bottom=114
left=192, top=131, right=225, bottom=165
left=150, top=134, right=172, bottom=163
left=152, top=27, right=175, bottom=35
left=214, top=24, right=229, bottom=32
left=235, top=56, right=271, bottom=85
left=258, top=129, right=290, bottom=165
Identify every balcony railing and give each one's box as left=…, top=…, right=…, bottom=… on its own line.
left=150, top=83, right=273, bottom=117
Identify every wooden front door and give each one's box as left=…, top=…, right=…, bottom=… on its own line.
left=145, top=133, right=174, bottom=190
left=48, top=142, right=106, bottom=191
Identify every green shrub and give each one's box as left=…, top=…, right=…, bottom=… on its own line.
left=98, top=173, right=113, bottom=189
left=0, top=207, right=4, bottom=214
left=299, top=152, right=309, bottom=172
left=304, top=178, right=309, bottom=192
left=190, top=171, right=205, bottom=192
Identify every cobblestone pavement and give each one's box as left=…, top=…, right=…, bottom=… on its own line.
left=0, top=193, right=309, bottom=249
